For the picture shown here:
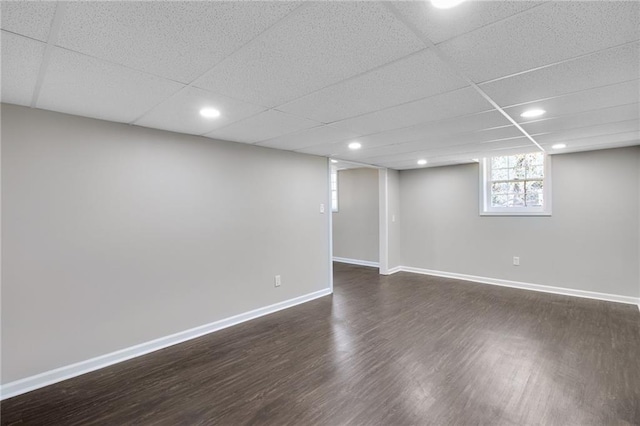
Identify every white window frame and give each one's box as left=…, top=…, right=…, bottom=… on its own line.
left=479, top=153, right=552, bottom=216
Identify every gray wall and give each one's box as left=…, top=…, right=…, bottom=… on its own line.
left=332, top=168, right=379, bottom=263
left=400, top=146, right=640, bottom=298
left=1, top=104, right=330, bottom=383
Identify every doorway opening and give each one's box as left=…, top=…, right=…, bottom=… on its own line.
left=329, top=160, right=381, bottom=278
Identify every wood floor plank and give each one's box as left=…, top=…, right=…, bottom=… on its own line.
left=2, top=263, right=639, bottom=425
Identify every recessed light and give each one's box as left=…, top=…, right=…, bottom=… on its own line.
left=552, top=143, right=567, bottom=150
left=199, top=107, right=220, bottom=118
left=520, top=109, right=546, bottom=118
left=348, top=142, right=362, bottom=150
left=330, top=159, right=338, bottom=163
left=431, top=0, right=465, bottom=9
left=417, top=159, right=427, bottom=166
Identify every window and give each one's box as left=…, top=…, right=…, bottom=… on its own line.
left=331, top=168, right=338, bottom=212
left=480, top=152, right=551, bottom=216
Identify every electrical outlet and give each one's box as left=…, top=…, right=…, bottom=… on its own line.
left=274, top=275, right=281, bottom=287
left=513, top=257, right=520, bottom=266
left=320, top=203, right=325, bottom=213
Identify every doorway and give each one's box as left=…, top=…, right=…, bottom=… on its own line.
left=330, top=161, right=381, bottom=272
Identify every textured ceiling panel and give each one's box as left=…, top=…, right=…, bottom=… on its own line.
left=534, top=120, right=639, bottom=146
left=194, top=2, right=425, bottom=107
left=481, top=42, right=640, bottom=107
left=0, top=32, right=45, bottom=107
left=540, top=132, right=640, bottom=153
left=308, top=110, right=512, bottom=159
left=297, top=119, right=522, bottom=160
left=352, top=110, right=513, bottom=150
left=391, top=0, right=544, bottom=45
left=351, top=126, right=526, bottom=161
left=0, top=1, right=56, bottom=42
left=329, top=87, right=493, bottom=136
left=520, top=104, right=639, bottom=136
left=376, top=138, right=534, bottom=169
left=1, top=1, right=637, bottom=168
left=136, top=87, right=266, bottom=136
left=38, top=48, right=184, bottom=124
left=440, top=1, right=640, bottom=83
left=56, top=2, right=301, bottom=83
left=504, top=79, right=640, bottom=121
left=277, top=48, right=467, bottom=123
left=205, top=109, right=320, bottom=144
left=257, top=125, right=359, bottom=151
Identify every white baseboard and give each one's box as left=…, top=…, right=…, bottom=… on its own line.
left=0, top=288, right=332, bottom=401
left=399, top=266, right=640, bottom=306
left=333, top=257, right=379, bottom=268
left=384, top=266, right=402, bottom=275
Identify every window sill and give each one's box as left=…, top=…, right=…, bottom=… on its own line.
left=480, top=211, right=551, bottom=217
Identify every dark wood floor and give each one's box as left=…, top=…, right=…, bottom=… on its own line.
left=3, top=263, right=640, bottom=425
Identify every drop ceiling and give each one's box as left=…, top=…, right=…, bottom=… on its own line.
left=1, top=1, right=639, bottom=170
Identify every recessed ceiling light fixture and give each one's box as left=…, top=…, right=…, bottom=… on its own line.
left=431, top=0, right=466, bottom=9
left=552, top=143, right=567, bottom=150
left=417, top=159, right=427, bottom=166
left=348, top=142, right=362, bottom=150
left=199, top=107, right=220, bottom=118
left=520, top=109, right=546, bottom=118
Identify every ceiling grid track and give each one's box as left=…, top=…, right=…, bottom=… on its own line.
left=480, top=39, right=640, bottom=86
left=128, top=2, right=314, bottom=126
left=30, top=1, right=68, bottom=108
left=383, top=2, right=546, bottom=153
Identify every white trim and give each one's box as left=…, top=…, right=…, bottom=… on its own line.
left=479, top=154, right=552, bottom=216
left=379, top=168, right=389, bottom=275
left=0, top=288, right=332, bottom=401
left=327, top=159, right=334, bottom=293
left=386, top=266, right=402, bottom=275
left=333, top=257, right=380, bottom=268
left=398, top=266, right=640, bottom=306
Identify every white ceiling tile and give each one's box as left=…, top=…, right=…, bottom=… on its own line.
left=520, top=104, right=639, bottom=136
left=136, top=87, right=266, bottom=136
left=504, top=79, right=640, bottom=120
left=481, top=42, right=640, bottom=107
left=354, top=126, right=527, bottom=161
left=38, top=48, right=184, bottom=124
left=545, top=132, right=640, bottom=153
left=258, top=125, right=359, bottom=151
left=535, top=120, right=639, bottom=146
left=1, top=1, right=55, bottom=42
left=257, top=125, right=357, bottom=150
left=194, top=2, right=425, bottom=107
left=277, top=49, right=467, bottom=123
left=296, top=142, right=354, bottom=158
left=300, top=117, right=522, bottom=159
left=56, top=2, right=301, bottom=83
left=377, top=138, right=534, bottom=169
left=392, top=1, right=544, bottom=44
left=440, top=2, right=640, bottom=83
left=205, top=109, right=320, bottom=143
left=329, top=87, right=493, bottom=135
left=1, top=31, right=45, bottom=106
left=383, top=159, right=469, bottom=171
left=353, top=110, right=513, bottom=150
